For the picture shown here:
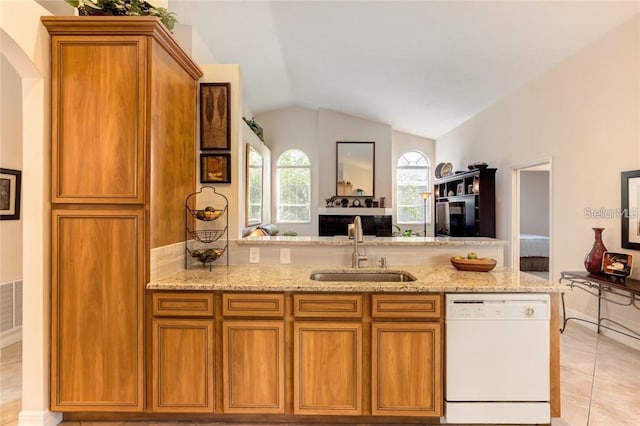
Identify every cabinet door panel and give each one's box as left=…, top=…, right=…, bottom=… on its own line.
left=372, top=322, right=442, bottom=416
left=294, top=322, right=362, bottom=415
left=152, top=319, right=214, bottom=412
left=52, top=36, right=146, bottom=203
left=149, top=40, right=197, bottom=247
left=223, top=321, right=284, bottom=413
left=51, top=210, right=144, bottom=411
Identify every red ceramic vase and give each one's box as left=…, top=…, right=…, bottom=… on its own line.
left=584, top=227, right=607, bottom=274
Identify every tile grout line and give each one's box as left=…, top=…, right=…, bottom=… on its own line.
left=586, top=332, right=602, bottom=426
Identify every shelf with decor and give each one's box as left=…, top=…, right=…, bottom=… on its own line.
left=184, top=186, right=229, bottom=269
left=434, top=168, right=496, bottom=238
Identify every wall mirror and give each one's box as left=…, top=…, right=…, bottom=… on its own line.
left=336, top=141, right=375, bottom=197
left=246, top=144, right=263, bottom=226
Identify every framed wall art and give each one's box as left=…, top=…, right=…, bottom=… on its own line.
left=200, top=82, right=231, bottom=150
left=621, top=170, right=640, bottom=250
left=201, top=154, right=231, bottom=184
left=0, top=168, right=21, bottom=220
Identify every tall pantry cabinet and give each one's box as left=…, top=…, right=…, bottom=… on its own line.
left=42, top=17, right=202, bottom=411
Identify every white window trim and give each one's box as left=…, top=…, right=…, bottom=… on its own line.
left=396, top=151, right=432, bottom=225
left=276, top=150, right=311, bottom=224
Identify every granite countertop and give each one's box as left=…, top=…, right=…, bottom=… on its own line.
left=237, top=236, right=509, bottom=246
left=147, top=264, right=560, bottom=293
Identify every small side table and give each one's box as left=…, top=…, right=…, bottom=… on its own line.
left=559, top=271, right=640, bottom=340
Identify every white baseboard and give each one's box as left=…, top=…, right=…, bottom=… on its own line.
left=563, top=307, right=640, bottom=351
left=0, top=326, right=22, bottom=349
left=18, top=410, right=62, bottom=426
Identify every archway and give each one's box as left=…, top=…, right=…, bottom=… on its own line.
left=0, top=26, right=60, bottom=426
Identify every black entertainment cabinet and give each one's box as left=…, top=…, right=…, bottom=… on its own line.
left=434, top=168, right=496, bottom=237
left=319, top=214, right=392, bottom=237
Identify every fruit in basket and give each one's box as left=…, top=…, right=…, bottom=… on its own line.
left=195, top=210, right=206, bottom=220
left=450, top=256, right=497, bottom=272
left=467, top=252, right=478, bottom=259
left=203, top=207, right=221, bottom=220
left=201, top=248, right=222, bottom=262
left=190, top=248, right=223, bottom=262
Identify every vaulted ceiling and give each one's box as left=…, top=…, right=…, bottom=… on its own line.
left=39, top=0, right=640, bottom=139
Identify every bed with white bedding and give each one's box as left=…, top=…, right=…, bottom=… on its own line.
left=520, top=233, right=549, bottom=271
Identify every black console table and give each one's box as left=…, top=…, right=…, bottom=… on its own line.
left=559, top=271, right=640, bottom=340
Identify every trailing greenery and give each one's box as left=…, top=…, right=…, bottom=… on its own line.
left=392, top=224, right=420, bottom=237
left=63, top=0, right=177, bottom=31
left=243, top=117, right=264, bottom=141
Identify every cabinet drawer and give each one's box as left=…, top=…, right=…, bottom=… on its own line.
left=293, top=294, right=362, bottom=318
left=222, top=293, right=284, bottom=318
left=371, top=294, right=441, bottom=319
left=152, top=293, right=214, bottom=317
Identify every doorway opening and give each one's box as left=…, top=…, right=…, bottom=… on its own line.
left=512, top=160, right=552, bottom=280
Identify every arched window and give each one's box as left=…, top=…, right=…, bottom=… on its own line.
left=396, top=151, right=431, bottom=224
left=276, top=149, right=311, bottom=223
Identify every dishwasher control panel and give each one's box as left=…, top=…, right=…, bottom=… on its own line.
left=446, top=293, right=550, bottom=320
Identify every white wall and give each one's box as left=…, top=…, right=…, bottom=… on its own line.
left=392, top=130, right=436, bottom=236
left=520, top=170, right=550, bottom=236
left=436, top=15, right=640, bottom=333
left=257, top=106, right=319, bottom=236
left=257, top=106, right=403, bottom=236
left=318, top=108, right=392, bottom=204
left=0, top=55, right=23, bottom=283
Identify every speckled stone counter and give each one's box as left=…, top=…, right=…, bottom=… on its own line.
left=237, top=235, right=509, bottom=246
left=147, top=264, right=560, bottom=293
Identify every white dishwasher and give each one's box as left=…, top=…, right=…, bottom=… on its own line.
left=445, top=293, right=550, bottom=424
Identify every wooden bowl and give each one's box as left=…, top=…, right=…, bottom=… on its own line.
left=450, top=257, right=497, bottom=272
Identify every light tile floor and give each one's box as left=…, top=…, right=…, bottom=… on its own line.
left=0, top=341, right=21, bottom=426
left=1, top=322, right=639, bottom=425
left=552, top=323, right=640, bottom=426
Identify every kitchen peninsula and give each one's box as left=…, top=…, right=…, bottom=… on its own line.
left=141, top=263, right=561, bottom=424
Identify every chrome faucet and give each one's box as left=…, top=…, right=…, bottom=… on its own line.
left=351, top=216, right=367, bottom=268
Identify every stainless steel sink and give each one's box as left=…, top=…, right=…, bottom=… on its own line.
left=309, top=270, right=416, bottom=282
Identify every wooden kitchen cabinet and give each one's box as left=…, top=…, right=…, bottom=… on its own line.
left=50, top=209, right=144, bottom=411
left=151, top=294, right=214, bottom=412
left=43, top=17, right=202, bottom=412
left=294, top=322, right=363, bottom=415
left=98, top=290, right=447, bottom=420
left=293, top=294, right=363, bottom=415
left=222, top=320, right=285, bottom=413
left=372, top=322, right=442, bottom=416
left=221, top=293, right=285, bottom=414
left=371, top=294, right=442, bottom=417
left=152, top=318, right=214, bottom=412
